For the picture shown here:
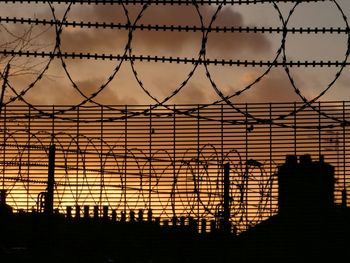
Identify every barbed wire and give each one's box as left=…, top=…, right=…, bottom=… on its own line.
left=1, top=0, right=349, bottom=233
left=202, top=0, right=350, bottom=126
left=2, top=50, right=348, bottom=67
left=2, top=16, right=349, bottom=34
left=0, top=101, right=348, bottom=231
left=0, top=0, right=331, bottom=5
left=0, top=127, right=278, bottom=231
left=0, top=0, right=349, bottom=125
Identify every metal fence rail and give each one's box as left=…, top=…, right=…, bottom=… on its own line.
left=0, top=101, right=349, bottom=233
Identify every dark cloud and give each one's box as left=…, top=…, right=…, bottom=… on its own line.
left=61, top=5, right=271, bottom=56
left=1, top=4, right=277, bottom=105
left=73, top=78, right=127, bottom=105
left=60, top=28, right=126, bottom=53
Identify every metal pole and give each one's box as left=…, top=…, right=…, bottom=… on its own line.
left=245, top=164, right=248, bottom=230
left=342, top=101, right=347, bottom=206
left=27, top=107, right=31, bottom=211
left=124, top=105, right=127, bottom=214
left=197, top=105, right=200, bottom=227
left=76, top=106, right=79, bottom=206
left=318, top=102, right=321, bottom=158
left=223, top=162, right=230, bottom=234
left=294, top=102, right=297, bottom=155
left=100, top=106, right=104, bottom=211
left=149, top=105, right=152, bottom=210
left=221, top=104, right=224, bottom=203
left=45, top=144, right=55, bottom=215
left=269, top=103, right=272, bottom=216
left=245, top=103, right=248, bottom=230
left=172, top=104, right=176, bottom=217
left=2, top=105, right=5, bottom=190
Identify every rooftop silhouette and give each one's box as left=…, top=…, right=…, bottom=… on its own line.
left=0, top=154, right=349, bottom=262
left=236, top=154, right=350, bottom=263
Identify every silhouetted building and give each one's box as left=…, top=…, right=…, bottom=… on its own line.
left=278, top=154, right=334, bottom=217
left=236, top=155, right=350, bottom=263
left=0, top=190, right=13, bottom=216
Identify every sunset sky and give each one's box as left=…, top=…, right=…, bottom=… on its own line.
left=1, top=0, right=350, bottom=106
left=2, top=1, right=350, bottom=231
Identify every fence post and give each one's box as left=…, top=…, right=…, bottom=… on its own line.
left=45, top=144, right=55, bottom=215
left=223, top=162, right=231, bottom=234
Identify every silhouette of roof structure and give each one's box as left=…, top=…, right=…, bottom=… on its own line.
left=235, top=155, right=350, bottom=263
left=1, top=154, right=350, bottom=263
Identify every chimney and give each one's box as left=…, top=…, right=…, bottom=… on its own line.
left=278, top=154, right=334, bottom=217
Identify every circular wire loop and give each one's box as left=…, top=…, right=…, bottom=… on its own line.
left=0, top=0, right=349, bottom=126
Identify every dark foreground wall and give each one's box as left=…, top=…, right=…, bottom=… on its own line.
left=0, top=213, right=235, bottom=263
left=1, top=208, right=350, bottom=263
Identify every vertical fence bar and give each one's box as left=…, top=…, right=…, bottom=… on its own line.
left=27, top=107, right=31, bottom=211
left=51, top=105, right=55, bottom=143
left=343, top=101, right=347, bottom=205
left=46, top=144, right=55, bottom=215
left=318, top=102, right=322, bottom=158
left=76, top=106, right=79, bottom=206
left=293, top=102, right=297, bottom=156
left=269, top=103, right=272, bottom=217
left=48, top=105, right=55, bottom=214
left=294, top=102, right=297, bottom=155
left=0, top=66, right=7, bottom=194
left=149, top=105, right=152, bottom=210
left=223, top=162, right=230, bottom=234
left=197, top=105, right=200, bottom=225
left=221, top=104, right=224, bottom=204
left=172, top=104, right=176, bottom=218
left=2, top=105, right=5, bottom=191
left=51, top=105, right=55, bottom=211
left=124, top=105, right=127, bottom=215
left=245, top=103, right=249, bottom=230
left=100, top=106, right=104, bottom=210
